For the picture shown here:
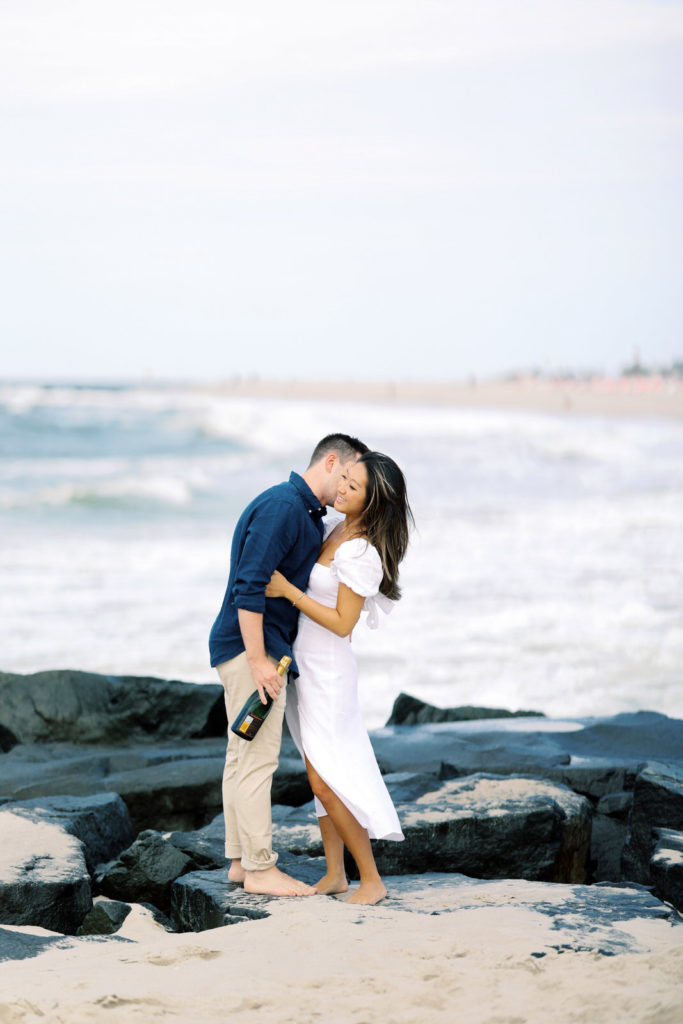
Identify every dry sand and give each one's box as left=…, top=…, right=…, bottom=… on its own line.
left=2, top=878, right=681, bottom=1024
left=203, top=375, right=683, bottom=420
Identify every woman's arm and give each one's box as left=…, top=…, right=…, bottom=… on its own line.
left=266, top=570, right=364, bottom=638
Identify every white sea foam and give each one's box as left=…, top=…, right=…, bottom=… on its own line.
left=1, top=383, right=682, bottom=727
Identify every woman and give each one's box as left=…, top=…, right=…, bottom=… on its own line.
left=265, top=450, right=413, bottom=905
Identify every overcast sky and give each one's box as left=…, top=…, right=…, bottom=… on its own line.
left=1, top=1, right=682, bottom=382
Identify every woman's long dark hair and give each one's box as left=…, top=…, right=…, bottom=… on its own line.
left=358, top=451, right=414, bottom=600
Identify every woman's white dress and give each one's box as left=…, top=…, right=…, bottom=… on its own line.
left=286, top=536, right=404, bottom=842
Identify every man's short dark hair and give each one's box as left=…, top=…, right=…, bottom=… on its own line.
left=308, top=433, right=369, bottom=467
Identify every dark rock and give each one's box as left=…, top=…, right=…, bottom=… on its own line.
left=0, top=669, right=225, bottom=745
left=545, top=764, right=639, bottom=802
left=591, top=818, right=628, bottom=883
left=169, top=814, right=227, bottom=869
left=381, top=775, right=591, bottom=883
left=622, top=762, right=683, bottom=885
left=174, top=868, right=680, bottom=956
left=383, top=772, right=443, bottom=804
left=650, top=828, right=683, bottom=912
left=77, top=897, right=177, bottom=935
left=3, top=793, right=135, bottom=872
left=171, top=852, right=324, bottom=932
left=0, top=743, right=113, bottom=804
left=274, top=774, right=592, bottom=883
left=0, top=724, right=18, bottom=753
left=547, top=713, right=683, bottom=766
left=369, top=724, right=569, bottom=777
left=0, top=740, right=227, bottom=833
left=171, top=868, right=270, bottom=931
left=0, top=808, right=91, bottom=934
left=386, top=693, right=544, bottom=726
left=381, top=875, right=681, bottom=955
left=0, top=738, right=305, bottom=836
left=76, top=897, right=132, bottom=935
left=597, top=792, right=633, bottom=819
left=102, top=757, right=224, bottom=833
left=97, top=830, right=194, bottom=913
left=271, top=756, right=313, bottom=807
left=589, top=791, right=634, bottom=882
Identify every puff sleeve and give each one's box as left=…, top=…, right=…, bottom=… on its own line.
left=330, top=538, right=394, bottom=629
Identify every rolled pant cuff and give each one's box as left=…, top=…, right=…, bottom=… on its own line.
left=240, top=851, right=279, bottom=872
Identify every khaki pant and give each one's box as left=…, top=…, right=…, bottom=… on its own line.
left=217, top=652, right=287, bottom=871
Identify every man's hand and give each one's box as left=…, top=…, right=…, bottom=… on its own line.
left=237, top=608, right=285, bottom=704
left=249, top=654, right=284, bottom=705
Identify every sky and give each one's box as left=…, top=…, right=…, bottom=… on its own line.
left=1, top=0, right=682, bottom=383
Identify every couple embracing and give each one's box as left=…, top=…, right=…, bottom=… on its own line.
left=209, top=434, right=413, bottom=905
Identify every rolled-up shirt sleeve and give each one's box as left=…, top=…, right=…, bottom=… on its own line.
left=231, top=500, right=299, bottom=613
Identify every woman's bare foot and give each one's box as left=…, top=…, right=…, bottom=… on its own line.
left=228, top=860, right=246, bottom=885
left=244, top=865, right=317, bottom=897
left=314, top=872, right=349, bottom=896
left=345, top=879, right=387, bottom=905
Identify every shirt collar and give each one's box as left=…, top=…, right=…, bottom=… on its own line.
left=289, top=471, right=327, bottom=521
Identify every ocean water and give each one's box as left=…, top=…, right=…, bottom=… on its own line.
left=1, top=381, right=682, bottom=729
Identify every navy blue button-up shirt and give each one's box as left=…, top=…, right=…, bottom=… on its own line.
left=209, top=472, right=325, bottom=673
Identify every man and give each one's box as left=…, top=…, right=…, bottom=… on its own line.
left=209, top=433, right=369, bottom=896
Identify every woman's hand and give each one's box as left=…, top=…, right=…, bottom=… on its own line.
left=266, top=569, right=290, bottom=599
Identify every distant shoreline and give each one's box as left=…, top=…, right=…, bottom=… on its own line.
left=3, top=375, right=682, bottom=419
left=204, top=375, right=683, bottom=420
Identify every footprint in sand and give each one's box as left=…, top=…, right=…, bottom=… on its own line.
left=143, top=946, right=222, bottom=967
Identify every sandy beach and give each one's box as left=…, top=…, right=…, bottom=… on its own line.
left=204, top=374, right=683, bottom=420
left=2, top=879, right=682, bottom=1024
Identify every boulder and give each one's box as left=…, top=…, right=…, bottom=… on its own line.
left=0, top=738, right=308, bottom=833
left=170, top=852, right=324, bottom=932
left=379, top=875, right=681, bottom=956
left=590, top=791, right=633, bottom=883
left=76, top=896, right=176, bottom=935
left=271, top=756, right=313, bottom=806
left=169, top=814, right=227, bottom=869
left=0, top=809, right=91, bottom=934
left=386, top=692, right=544, bottom=725
left=3, top=793, right=135, bottom=872
left=383, top=771, right=444, bottom=804
left=0, top=740, right=228, bottom=832
left=102, top=758, right=224, bottom=833
left=370, top=724, right=570, bottom=777
left=650, top=828, right=683, bottom=912
left=171, top=869, right=272, bottom=931
left=273, top=774, right=592, bottom=883
left=547, top=713, right=683, bottom=765
left=545, top=764, right=639, bottom=802
left=96, top=830, right=194, bottom=913
left=173, top=869, right=681, bottom=957
left=380, top=775, right=591, bottom=883
left=622, top=762, right=683, bottom=884
left=0, top=669, right=225, bottom=746
left=76, top=897, right=132, bottom=935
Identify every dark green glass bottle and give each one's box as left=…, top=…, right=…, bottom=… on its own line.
left=230, top=655, right=291, bottom=741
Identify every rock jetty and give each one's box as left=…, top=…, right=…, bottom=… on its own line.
left=1, top=672, right=682, bottom=951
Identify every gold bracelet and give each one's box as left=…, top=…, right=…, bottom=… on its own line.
left=291, top=591, right=305, bottom=606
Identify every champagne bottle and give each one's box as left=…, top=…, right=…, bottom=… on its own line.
left=230, top=655, right=292, bottom=742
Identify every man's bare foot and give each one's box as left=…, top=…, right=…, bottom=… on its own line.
left=345, top=879, right=387, bottom=905
left=314, top=872, right=349, bottom=896
left=244, top=865, right=317, bottom=897
left=227, top=860, right=246, bottom=885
